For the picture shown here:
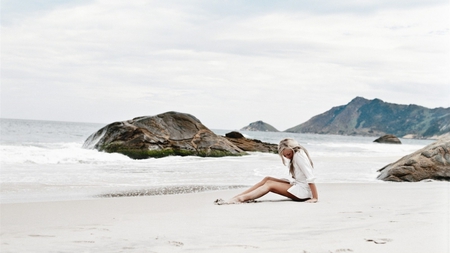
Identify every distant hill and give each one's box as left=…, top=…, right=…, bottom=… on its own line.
left=241, top=121, right=279, bottom=132
left=285, top=97, right=450, bottom=139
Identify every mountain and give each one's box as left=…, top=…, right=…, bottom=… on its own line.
left=241, top=121, right=279, bottom=132
left=285, top=97, right=450, bottom=139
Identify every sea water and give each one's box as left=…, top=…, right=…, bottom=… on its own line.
left=0, top=118, right=434, bottom=203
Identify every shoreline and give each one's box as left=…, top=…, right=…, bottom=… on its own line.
left=0, top=154, right=409, bottom=204
left=1, top=182, right=449, bottom=253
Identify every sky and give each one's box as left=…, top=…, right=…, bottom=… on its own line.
left=1, top=0, right=449, bottom=131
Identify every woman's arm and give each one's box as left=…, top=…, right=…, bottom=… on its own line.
left=292, top=151, right=318, bottom=203
left=306, top=183, right=318, bottom=203
left=293, top=151, right=316, bottom=183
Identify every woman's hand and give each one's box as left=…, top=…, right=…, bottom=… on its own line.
left=306, top=198, right=318, bottom=203
left=307, top=183, right=318, bottom=203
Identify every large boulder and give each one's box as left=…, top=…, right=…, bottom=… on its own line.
left=83, top=112, right=245, bottom=159
left=377, top=136, right=450, bottom=182
left=224, top=131, right=278, bottom=153
left=373, top=134, right=401, bottom=144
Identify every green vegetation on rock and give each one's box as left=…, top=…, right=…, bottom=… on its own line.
left=83, top=112, right=248, bottom=159
left=102, top=144, right=246, bottom=159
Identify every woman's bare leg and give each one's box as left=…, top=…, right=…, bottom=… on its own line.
left=228, top=180, right=300, bottom=203
left=232, top=177, right=288, bottom=199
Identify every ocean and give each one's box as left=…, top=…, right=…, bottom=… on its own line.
left=0, top=118, right=434, bottom=203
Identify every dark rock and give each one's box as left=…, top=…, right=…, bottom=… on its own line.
left=83, top=112, right=246, bottom=159
left=225, top=131, right=244, bottom=138
left=373, top=135, right=401, bottom=144
left=377, top=136, right=450, bottom=182
left=224, top=131, right=278, bottom=153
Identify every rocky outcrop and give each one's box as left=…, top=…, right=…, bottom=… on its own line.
left=373, top=135, right=401, bottom=144
left=285, top=96, right=450, bottom=139
left=83, top=112, right=246, bottom=159
left=377, top=136, right=450, bottom=182
left=224, top=131, right=278, bottom=153
left=241, top=121, right=279, bottom=132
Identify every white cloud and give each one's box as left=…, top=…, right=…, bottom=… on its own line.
left=1, top=0, right=449, bottom=130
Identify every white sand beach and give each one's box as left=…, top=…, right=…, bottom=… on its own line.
left=1, top=182, right=449, bottom=253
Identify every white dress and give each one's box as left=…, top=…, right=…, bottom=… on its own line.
left=285, top=150, right=316, bottom=199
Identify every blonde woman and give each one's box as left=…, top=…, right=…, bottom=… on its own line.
left=215, top=138, right=318, bottom=204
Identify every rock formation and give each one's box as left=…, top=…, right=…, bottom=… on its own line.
left=285, top=96, right=450, bottom=139
left=83, top=112, right=245, bottom=159
left=377, top=136, right=450, bottom=182
left=241, top=121, right=279, bottom=132
left=224, top=131, right=278, bottom=153
left=373, top=135, right=401, bottom=144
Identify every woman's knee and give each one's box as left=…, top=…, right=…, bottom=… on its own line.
left=265, top=180, right=289, bottom=192
left=264, top=180, right=277, bottom=190
left=262, top=176, right=276, bottom=182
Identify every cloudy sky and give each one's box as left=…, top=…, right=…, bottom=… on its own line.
left=1, top=0, right=449, bottom=130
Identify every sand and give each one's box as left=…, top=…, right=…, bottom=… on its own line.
left=1, top=182, right=449, bottom=253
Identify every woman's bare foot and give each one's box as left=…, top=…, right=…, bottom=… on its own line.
left=214, top=198, right=242, bottom=205
left=214, top=198, right=226, bottom=205
left=214, top=198, right=258, bottom=205
left=226, top=197, right=241, bottom=204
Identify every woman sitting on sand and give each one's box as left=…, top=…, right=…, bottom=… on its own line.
left=216, top=138, right=318, bottom=204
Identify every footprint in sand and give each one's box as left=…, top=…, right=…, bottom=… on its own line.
left=168, top=241, right=184, bottom=247
left=28, top=234, right=55, bottom=238
left=365, top=238, right=392, bottom=244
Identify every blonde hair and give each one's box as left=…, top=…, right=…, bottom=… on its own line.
left=278, top=138, right=314, bottom=176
